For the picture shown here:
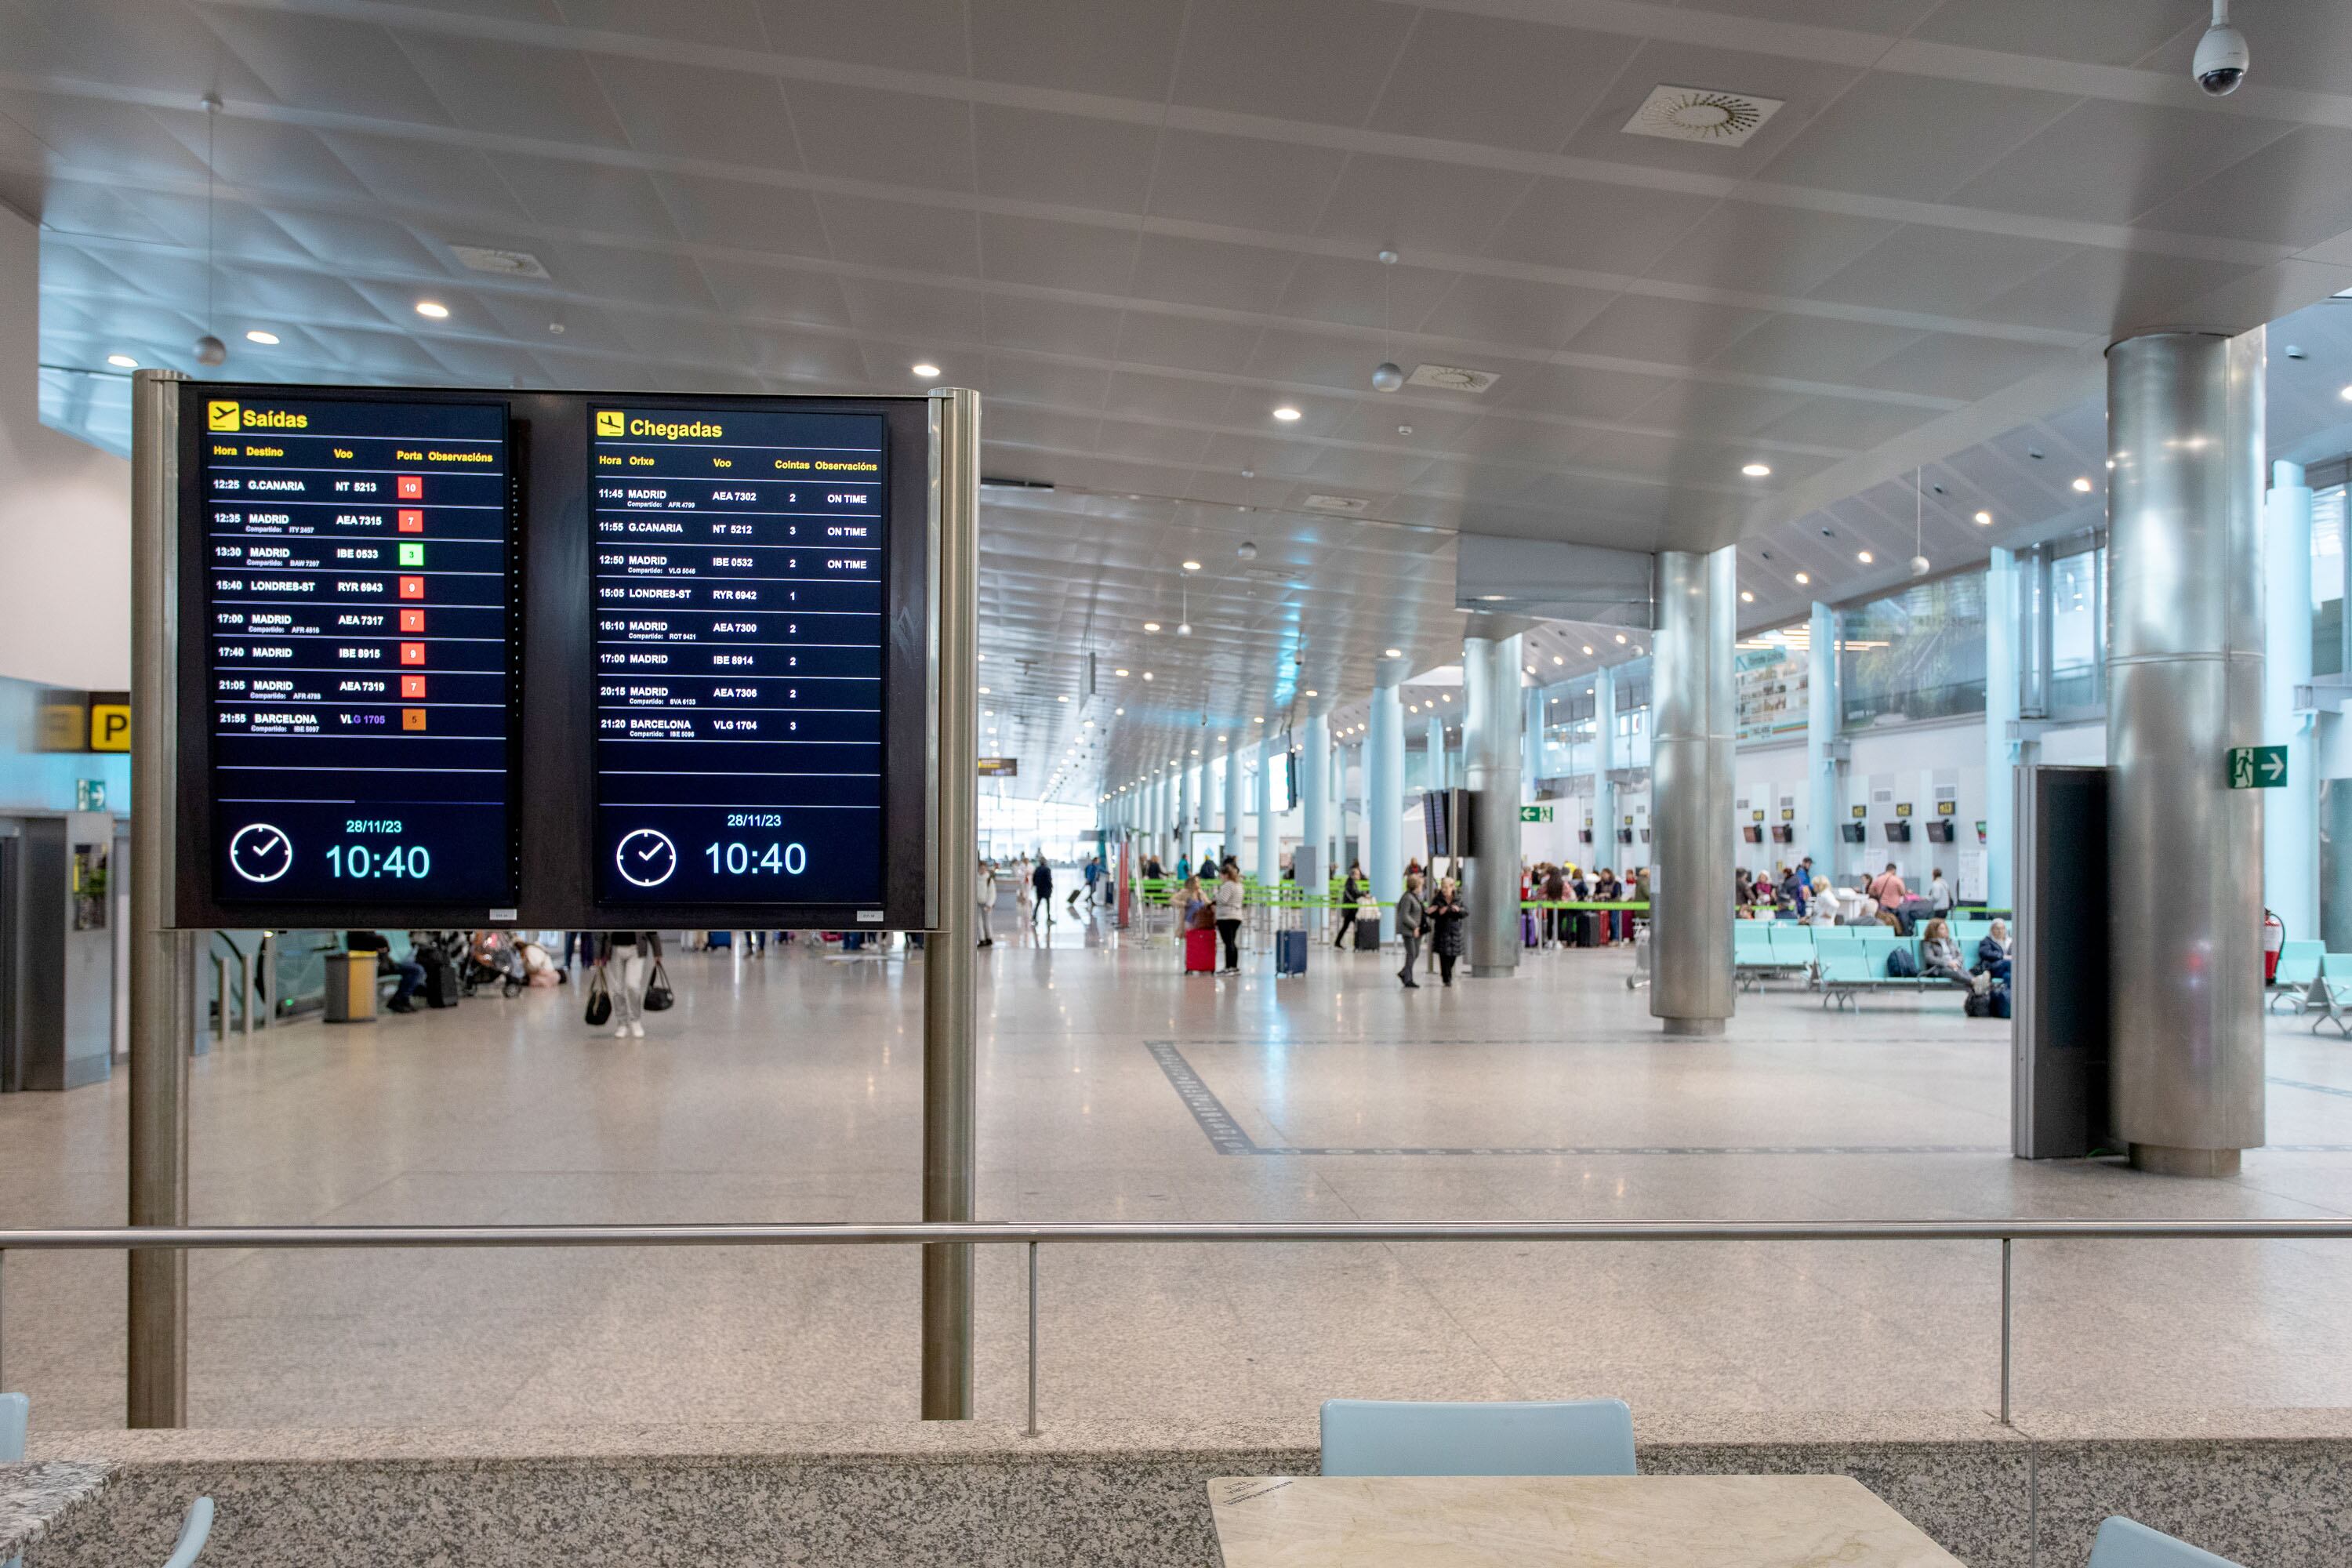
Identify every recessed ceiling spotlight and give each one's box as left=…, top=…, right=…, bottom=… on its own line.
left=1524, top=664, right=1536, bottom=675
left=107, top=353, right=137, bottom=368
left=244, top=328, right=279, bottom=345
left=2071, top=476, right=2094, bottom=492
left=1857, top=550, right=1875, bottom=563
left=1974, top=510, right=1993, bottom=525
left=1581, top=644, right=1594, bottom=655
left=1181, top=559, right=1201, bottom=572
left=1254, top=715, right=1265, bottom=724
left=978, top=684, right=991, bottom=694
left=1613, top=633, right=1628, bottom=644
left=1116, top=706, right=1125, bottom=714
left=976, top=653, right=987, bottom=662
left=1114, top=667, right=1130, bottom=677
left=1740, top=463, right=1772, bottom=477
left=1272, top=405, right=1301, bottom=422
left=911, top=362, right=941, bottom=378
left=1144, top=622, right=1162, bottom=633
left=1397, top=424, right=1414, bottom=436
left=1057, top=694, right=1069, bottom=702
left=1240, top=468, right=1255, bottom=478
left=414, top=299, right=449, bottom=318
left=1383, top=647, right=1403, bottom=659
left=1740, top=590, right=1755, bottom=603
left=1142, top=673, right=1154, bottom=681
left=1305, top=689, right=1318, bottom=697
left=1795, top=572, right=1810, bottom=585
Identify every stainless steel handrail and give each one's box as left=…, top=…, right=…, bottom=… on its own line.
left=5, top=1217, right=2347, bottom=1433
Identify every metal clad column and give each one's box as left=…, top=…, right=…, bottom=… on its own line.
left=2107, top=329, right=2265, bottom=1176
left=1257, top=735, right=1279, bottom=888
left=1301, top=711, right=1330, bottom=895
left=1464, top=631, right=1523, bottom=977
left=2264, top=460, right=2318, bottom=944
left=129, top=369, right=191, bottom=1428
left=1592, top=665, right=1618, bottom=873
left=1367, top=665, right=1405, bottom=939
left=921, top=387, right=980, bottom=1416
left=1522, top=684, right=1544, bottom=806
left=1807, top=601, right=1841, bottom=880
left=1425, top=713, right=1446, bottom=799
left=1232, top=742, right=1251, bottom=865
left=1650, top=547, right=1737, bottom=1034
left=1174, top=762, right=1192, bottom=863
left=1984, top=552, right=2019, bottom=910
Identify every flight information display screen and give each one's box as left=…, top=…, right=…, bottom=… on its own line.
left=589, top=405, right=887, bottom=906
left=198, top=393, right=516, bottom=905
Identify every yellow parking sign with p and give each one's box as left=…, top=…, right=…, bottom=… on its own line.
left=596, top=408, right=626, bottom=437
left=208, top=400, right=241, bottom=432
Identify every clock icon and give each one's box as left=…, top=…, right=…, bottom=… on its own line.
left=227, top=822, right=293, bottom=884
left=615, top=828, right=677, bottom=888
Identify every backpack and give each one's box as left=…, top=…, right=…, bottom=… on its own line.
left=1885, top=946, right=1920, bottom=978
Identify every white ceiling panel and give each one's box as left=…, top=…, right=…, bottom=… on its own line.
left=18, top=0, right=2352, bottom=800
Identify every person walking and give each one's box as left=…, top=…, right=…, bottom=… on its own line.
left=1394, top=873, right=1428, bottom=989
left=1867, top=862, right=1911, bottom=932
left=1214, top=861, right=1246, bottom=972
left=976, top=858, right=997, bottom=948
left=602, top=929, right=662, bottom=1038
left=1927, top=866, right=1955, bottom=918
left=1428, top=877, right=1467, bottom=986
left=1333, top=861, right=1367, bottom=948
left=1541, top=863, right=1566, bottom=946
left=1031, top=856, right=1054, bottom=933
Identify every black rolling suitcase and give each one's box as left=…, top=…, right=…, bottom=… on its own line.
left=1354, top=917, right=1381, bottom=952
left=1574, top=912, right=1604, bottom=948
left=419, top=951, right=463, bottom=1007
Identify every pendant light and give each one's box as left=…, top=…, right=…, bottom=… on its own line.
left=1908, top=468, right=1930, bottom=578
left=193, top=93, right=227, bottom=367
left=1370, top=248, right=1403, bottom=391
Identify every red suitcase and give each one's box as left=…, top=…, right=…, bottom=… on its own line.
left=1184, top=927, right=1218, bottom=973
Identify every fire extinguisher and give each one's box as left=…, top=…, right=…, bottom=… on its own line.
left=2264, top=909, right=2285, bottom=983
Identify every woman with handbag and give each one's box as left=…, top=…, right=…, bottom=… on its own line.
left=1393, top=873, right=1427, bottom=989
left=598, top=930, right=664, bottom=1038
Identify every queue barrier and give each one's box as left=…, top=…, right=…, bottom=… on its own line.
left=4, top=1216, right=2349, bottom=1437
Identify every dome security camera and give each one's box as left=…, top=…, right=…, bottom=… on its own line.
left=2193, top=1, right=2248, bottom=96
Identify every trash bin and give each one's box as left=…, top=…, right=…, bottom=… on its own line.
left=323, top=952, right=378, bottom=1023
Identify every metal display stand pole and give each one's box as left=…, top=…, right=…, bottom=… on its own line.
left=128, top=368, right=191, bottom=1427
left=921, top=388, right=980, bottom=1417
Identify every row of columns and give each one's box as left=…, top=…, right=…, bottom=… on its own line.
left=1108, top=328, right=2278, bottom=1171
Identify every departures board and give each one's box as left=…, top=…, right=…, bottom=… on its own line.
left=172, top=383, right=939, bottom=932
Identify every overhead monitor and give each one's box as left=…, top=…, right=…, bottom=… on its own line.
left=177, top=388, right=518, bottom=924
left=586, top=402, right=890, bottom=911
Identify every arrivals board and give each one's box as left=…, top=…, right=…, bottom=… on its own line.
left=587, top=405, right=889, bottom=907
left=187, top=390, right=517, bottom=912
left=172, top=383, right=940, bottom=931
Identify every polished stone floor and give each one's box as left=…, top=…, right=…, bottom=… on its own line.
left=5, top=905, right=2352, bottom=1430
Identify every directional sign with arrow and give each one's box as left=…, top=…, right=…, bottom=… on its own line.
left=2227, top=746, right=2287, bottom=789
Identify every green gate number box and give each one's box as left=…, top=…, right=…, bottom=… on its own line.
left=2227, top=746, right=2287, bottom=789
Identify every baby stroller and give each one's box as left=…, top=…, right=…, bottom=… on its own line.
left=464, top=930, right=528, bottom=997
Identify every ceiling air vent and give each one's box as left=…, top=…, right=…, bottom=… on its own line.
left=1302, top=494, right=1369, bottom=514
left=1406, top=363, right=1499, bottom=394
left=448, top=245, right=550, bottom=279
left=1622, top=85, right=1784, bottom=147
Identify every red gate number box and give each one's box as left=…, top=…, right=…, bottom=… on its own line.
left=398, top=642, right=426, bottom=666
left=399, top=608, right=425, bottom=633
left=400, top=675, right=426, bottom=699
left=397, top=509, right=424, bottom=532
left=396, top=475, right=423, bottom=499
left=397, top=575, right=425, bottom=599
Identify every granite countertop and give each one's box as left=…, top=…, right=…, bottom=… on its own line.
left=0, top=1461, right=109, bottom=1557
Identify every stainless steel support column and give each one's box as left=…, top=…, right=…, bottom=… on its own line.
left=1463, top=630, right=1522, bottom=977
left=1984, top=551, right=2020, bottom=910
left=1806, top=602, right=1841, bottom=879
left=1222, top=744, right=1244, bottom=866
left=1592, top=665, right=1618, bottom=872
left=129, top=368, right=191, bottom=1428
left=1256, top=735, right=1279, bottom=890
left=2107, top=330, right=2266, bottom=1176
left=922, top=387, right=979, bottom=1415
left=1367, top=662, right=1406, bottom=938
left=1650, top=547, right=1737, bottom=1036
left=1300, top=711, right=1330, bottom=898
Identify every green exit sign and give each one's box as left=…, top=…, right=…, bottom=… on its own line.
left=2227, top=746, right=2287, bottom=789
left=1520, top=804, right=1553, bottom=823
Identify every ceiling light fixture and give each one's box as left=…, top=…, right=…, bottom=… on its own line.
left=911, top=362, right=941, bottom=378
left=1144, top=622, right=1161, bottom=633
left=244, top=329, right=279, bottom=346
left=977, top=685, right=991, bottom=694
left=1857, top=550, right=1875, bottom=564
left=1181, top=559, right=1201, bottom=572
left=1795, top=572, right=1810, bottom=585
left=2071, top=477, right=2094, bottom=492
left=1272, top=405, right=1301, bottom=422
left=1740, top=590, right=1754, bottom=603
left=1305, top=689, right=1318, bottom=697
left=1383, top=648, right=1403, bottom=659
left=1975, top=510, right=1993, bottom=525
left=1741, top=463, right=1772, bottom=478
left=414, top=300, right=449, bottom=319
left=1114, top=668, right=1130, bottom=677
left=107, top=354, right=137, bottom=368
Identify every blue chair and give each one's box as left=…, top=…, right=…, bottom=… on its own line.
left=2088, top=1516, right=2242, bottom=1568
left=2271, top=938, right=2323, bottom=1013
left=1319, top=1399, right=1635, bottom=1477
left=160, top=1497, right=214, bottom=1568
left=2, top=1393, right=24, bottom=1568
